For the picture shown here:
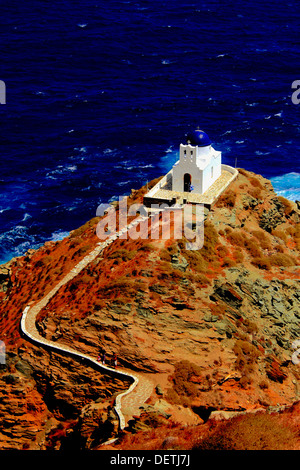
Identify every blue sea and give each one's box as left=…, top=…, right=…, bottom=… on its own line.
left=1, top=0, right=299, bottom=264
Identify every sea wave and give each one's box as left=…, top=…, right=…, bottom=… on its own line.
left=117, top=180, right=134, bottom=186
left=0, top=225, right=39, bottom=265
left=22, top=213, right=32, bottom=222
left=50, top=230, right=70, bottom=241
left=46, top=164, right=78, bottom=178
left=0, top=207, right=11, bottom=214
left=1, top=0, right=299, bottom=264
left=270, top=172, right=300, bottom=202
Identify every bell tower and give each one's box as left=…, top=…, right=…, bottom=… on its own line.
left=172, top=128, right=221, bottom=195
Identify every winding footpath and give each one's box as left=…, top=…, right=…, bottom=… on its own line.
left=20, top=214, right=153, bottom=438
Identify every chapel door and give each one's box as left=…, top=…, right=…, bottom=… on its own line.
left=183, top=173, right=191, bottom=192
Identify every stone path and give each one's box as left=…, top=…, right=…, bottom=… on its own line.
left=19, top=172, right=240, bottom=437
left=20, top=214, right=154, bottom=433
left=121, top=374, right=154, bottom=420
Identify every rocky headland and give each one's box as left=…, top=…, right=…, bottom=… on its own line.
left=0, top=168, right=299, bottom=450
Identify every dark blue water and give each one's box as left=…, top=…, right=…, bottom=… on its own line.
left=1, top=0, right=300, bottom=264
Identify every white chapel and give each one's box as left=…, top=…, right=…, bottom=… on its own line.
left=172, top=128, right=222, bottom=195
left=143, top=127, right=238, bottom=208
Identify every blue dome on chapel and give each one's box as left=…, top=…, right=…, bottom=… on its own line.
left=187, top=129, right=211, bottom=147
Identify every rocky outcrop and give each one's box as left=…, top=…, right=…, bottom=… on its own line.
left=0, top=168, right=299, bottom=450
left=215, top=269, right=300, bottom=355
left=76, top=402, right=119, bottom=449
left=0, top=266, right=12, bottom=293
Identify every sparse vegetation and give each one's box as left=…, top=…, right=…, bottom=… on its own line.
left=233, top=339, right=260, bottom=378
left=222, top=256, right=236, bottom=267
left=226, top=228, right=245, bottom=247
left=70, top=217, right=99, bottom=239
left=252, top=230, right=272, bottom=250
left=244, top=237, right=262, bottom=258
left=248, top=186, right=263, bottom=200
left=138, top=243, right=155, bottom=252
left=181, top=249, right=208, bottom=273
left=269, top=253, right=296, bottom=267
left=216, top=244, right=229, bottom=258
left=166, top=360, right=209, bottom=407
left=251, top=256, right=271, bottom=270
left=35, top=255, right=53, bottom=268
left=2, top=172, right=300, bottom=451
left=159, top=248, right=172, bottom=262
left=272, top=228, right=287, bottom=242
left=193, top=412, right=299, bottom=450
left=98, top=277, right=145, bottom=299
left=249, top=176, right=263, bottom=189
left=233, top=249, right=244, bottom=263
left=108, top=249, right=137, bottom=262
left=215, top=189, right=236, bottom=208
left=259, top=380, right=269, bottom=390
left=115, top=404, right=300, bottom=451
left=276, top=196, right=294, bottom=217
left=199, top=221, right=219, bottom=262
left=72, top=244, right=93, bottom=259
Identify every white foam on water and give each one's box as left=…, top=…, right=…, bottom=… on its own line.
left=50, top=230, right=70, bottom=242
left=270, top=172, right=300, bottom=202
